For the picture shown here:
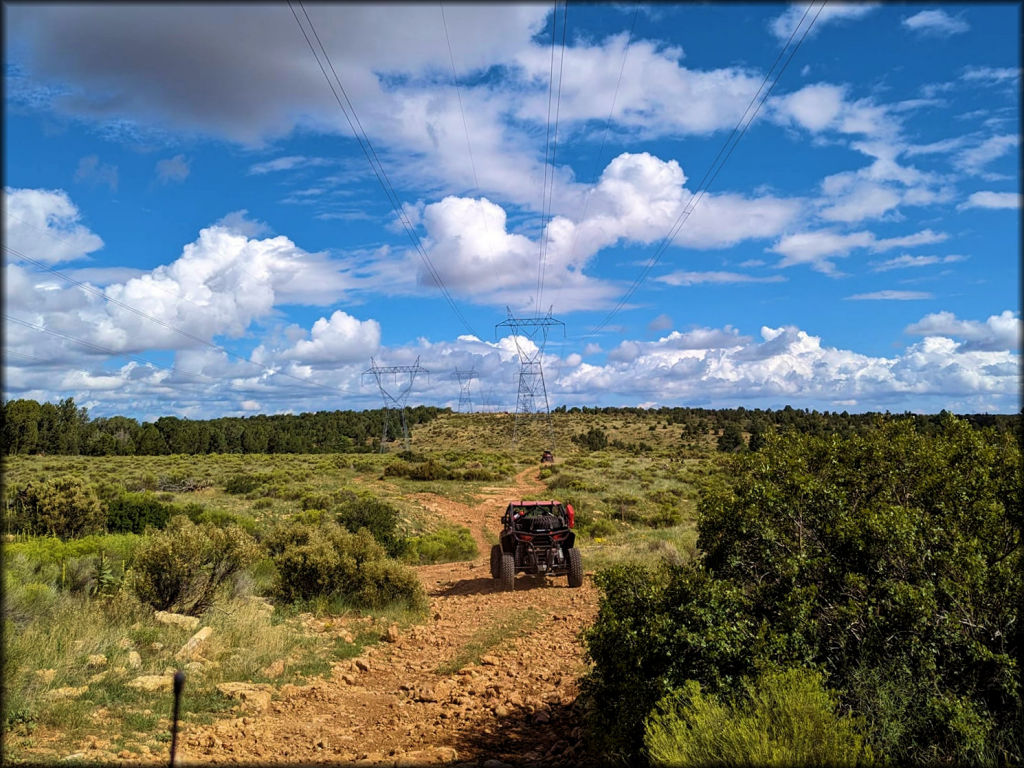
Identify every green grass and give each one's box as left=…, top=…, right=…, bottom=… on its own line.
left=579, top=522, right=699, bottom=572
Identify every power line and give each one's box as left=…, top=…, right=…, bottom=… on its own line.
left=556, top=3, right=640, bottom=305
left=289, top=0, right=479, bottom=338
left=3, top=313, right=218, bottom=387
left=5, top=245, right=224, bottom=352
left=535, top=0, right=569, bottom=317
left=440, top=2, right=480, bottom=194
left=586, top=0, right=828, bottom=338
left=4, top=211, right=220, bottom=317
left=439, top=2, right=498, bottom=241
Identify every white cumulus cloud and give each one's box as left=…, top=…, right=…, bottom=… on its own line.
left=3, top=187, right=104, bottom=264
left=905, top=310, right=1021, bottom=351
left=280, top=310, right=381, bottom=366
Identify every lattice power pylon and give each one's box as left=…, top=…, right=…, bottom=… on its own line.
left=362, top=356, right=429, bottom=452
left=451, top=367, right=479, bottom=413
left=495, top=306, right=565, bottom=448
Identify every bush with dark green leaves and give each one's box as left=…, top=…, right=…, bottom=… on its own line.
left=105, top=492, right=172, bottom=534
left=265, top=520, right=425, bottom=611
left=4, top=477, right=104, bottom=539
left=583, top=414, right=1022, bottom=765
left=716, top=422, right=745, bottom=452
left=572, top=427, right=608, bottom=451
left=335, top=493, right=404, bottom=557
left=131, top=515, right=259, bottom=616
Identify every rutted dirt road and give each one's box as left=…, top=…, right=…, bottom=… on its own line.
left=179, top=467, right=601, bottom=766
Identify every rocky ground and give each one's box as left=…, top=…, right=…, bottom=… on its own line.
left=176, top=467, right=602, bottom=766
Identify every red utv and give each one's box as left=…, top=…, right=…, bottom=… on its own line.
left=490, top=500, right=582, bottom=590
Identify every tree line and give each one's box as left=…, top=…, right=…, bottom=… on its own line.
left=0, top=398, right=446, bottom=455
left=557, top=403, right=1020, bottom=440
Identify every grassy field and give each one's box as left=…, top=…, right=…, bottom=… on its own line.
left=2, top=410, right=728, bottom=761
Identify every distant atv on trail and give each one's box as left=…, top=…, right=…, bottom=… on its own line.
left=541, top=450, right=554, bottom=464
left=490, top=501, right=583, bottom=590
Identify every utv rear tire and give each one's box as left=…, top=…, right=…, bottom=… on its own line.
left=567, top=547, right=583, bottom=588
left=500, top=553, right=516, bottom=591
left=490, top=545, right=502, bottom=579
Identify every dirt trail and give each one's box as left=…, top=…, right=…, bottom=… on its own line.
left=180, top=467, right=600, bottom=766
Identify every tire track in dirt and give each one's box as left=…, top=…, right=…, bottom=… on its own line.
left=179, top=466, right=600, bottom=766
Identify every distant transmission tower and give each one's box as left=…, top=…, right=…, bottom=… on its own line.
left=362, top=356, right=428, bottom=452
left=495, top=306, right=565, bottom=449
left=451, top=367, right=479, bottom=413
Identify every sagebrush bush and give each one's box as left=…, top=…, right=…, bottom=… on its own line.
left=223, top=473, right=267, bottom=495
left=578, top=515, right=617, bottom=539
left=5, top=477, right=105, bottom=539
left=403, top=525, right=478, bottom=564
left=644, top=668, right=874, bottom=767
left=266, top=520, right=425, bottom=611
left=190, top=507, right=260, bottom=537
left=131, top=515, right=259, bottom=616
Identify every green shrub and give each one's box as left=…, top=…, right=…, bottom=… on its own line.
left=131, top=515, right=258, bottom=616
left=351, top=559, right=427, bottom=609
left=644, top=668, right=873, bottom=767
left=646, top=507, right=682, bottom=528
left=584, top=415, right=1023, bottom=765
left=223, top=473, right=266, bottom=495
left=403, top=525, right=478, bottom=564
left=105, top=492, right=172, bottom=534
left=193, top=508, right=259, bottom=538
left=300, top=492, right=334, bottom=511
left=578, top=515, right=617, bottom=539
left=5, top=477, right=104, bottom=539
left=572, top=427, right=608, bottom=451
left=265, top=521, right=425, bottom=611
left=384, top=458, right=450, bottom=481
left=582, top=562, right=755, bottom=759
left=335, top=494, right=403, bottom=557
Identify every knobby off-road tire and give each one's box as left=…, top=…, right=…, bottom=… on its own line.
left=567, top=547, right=583, bottom=588
left=490, top=545, right=502, bottom=579
left=500, top=553, right=516, bottom=591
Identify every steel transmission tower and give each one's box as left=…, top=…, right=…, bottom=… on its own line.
left=362, top=356, right=429, bottom=452
left=451, top=367, right=479, bottom=413
left=495, top=307, right=565, bottom=448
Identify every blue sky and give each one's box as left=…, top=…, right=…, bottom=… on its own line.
left=3, top=2, right=1020, bottom=420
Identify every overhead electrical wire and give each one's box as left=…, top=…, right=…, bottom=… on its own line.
left=439, top=3, right=480, bottom=195
left=557, top=4, right=634, bottom=294
left=586, top=0, right=828, bottom=338
left=4, top=211, right=221, bottom=317
left=439, top=2, right=498, bottom=241
left=288, top=0, right=479, bottom=339
left=547, top=1, right=640, bottom=318
left=535, top=0, right=569, bottom=317
left=3, top=313, right=216, bottom=385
